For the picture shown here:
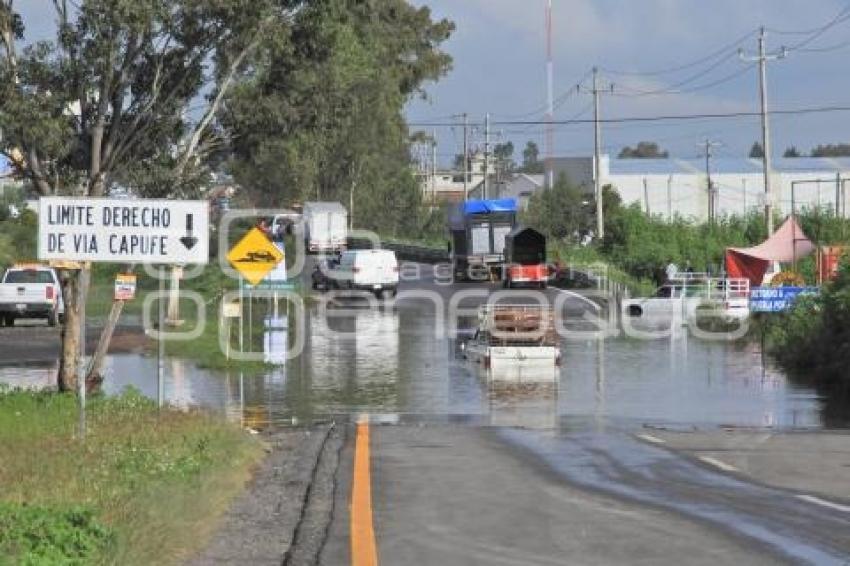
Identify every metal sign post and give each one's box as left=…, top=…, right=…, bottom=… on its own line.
left=158, top=266, right=165, bottom=408
left=77, top=266, right=88, bottom=438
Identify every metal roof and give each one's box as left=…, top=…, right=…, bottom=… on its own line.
left=608, top=157, right=850, bottom=176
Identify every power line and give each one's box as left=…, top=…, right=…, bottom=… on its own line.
left=598, top=28, right=758, bottom=77
left=408, top=104, right=850, bottom=128
left=798, top=38, right=850, bottom=52
left=765, top=3, right=850, bottom=36
left=491, top=69, right=594, bottom=121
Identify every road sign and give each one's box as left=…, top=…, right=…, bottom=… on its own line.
left=750, top=286, right=819, bottom=313
left=38, top=197, right=209, bottom=264
left=114, top=273, right=137, bottom=300
left=246, top=242, right=288, bottom=290
left=227, top=227, right=284, bottom=285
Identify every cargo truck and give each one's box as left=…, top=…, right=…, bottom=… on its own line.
left=448, top=198, right=518, bottom=281
left=302, top=202, right=348, bottom=253
left=503, top=226, right=548, bottom=289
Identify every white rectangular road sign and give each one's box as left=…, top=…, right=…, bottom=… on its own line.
left=38, top=197, right=209, bottom=264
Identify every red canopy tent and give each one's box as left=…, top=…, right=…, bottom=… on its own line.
left=725, top=217, right=814, bottom=285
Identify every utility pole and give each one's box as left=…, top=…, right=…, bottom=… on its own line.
left=545, top=0, right=554, bottom=188
left=742, top=178, right=748, bottom=214
left=593, top=69, right=603, bottom=237
left=667, top=175, right=673, bottom=221
left=643, top=178, right=650, bottom=217
left=578, top=68, right=613, bottom=238
left=699, top=139, right=722, bottom=223
left=740, top=27, right=786, bottom=234
left=463, top=113, right=469, bottom=201
left=483, top=112, right=490, bottom=200
left=431, top=130, right=437, bottom=205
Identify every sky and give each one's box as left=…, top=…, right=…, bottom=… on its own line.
left=407, top=0, right=850, bottom=165
left=9, top=1, right=850, bottom=169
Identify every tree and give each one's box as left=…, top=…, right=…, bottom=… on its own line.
left=224, top=0, right=453, bottom=236
left=618, top=141, right=668, bottom=159
left=749, top=142, right=765, bottom=158
left=520, top=140, right=543, bottom=173
left=0, top=0, right=287, bottom=391
left=811, top=143, right=850, bottom=157
left=783, top=146, right=802, bottom=158
left=523, top=173, right=588, bottom=239
left=493, top=141, right=514, bottom=180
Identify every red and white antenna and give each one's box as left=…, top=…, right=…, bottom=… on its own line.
left=545, top=0, right=554, bottom=188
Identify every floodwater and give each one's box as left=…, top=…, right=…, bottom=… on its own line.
left=0, top=297, right=826, bottom=431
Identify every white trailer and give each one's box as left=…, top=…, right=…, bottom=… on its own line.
left=463, top=305, right=560, bottom=384
left=302, top=202, right=348, bottom=253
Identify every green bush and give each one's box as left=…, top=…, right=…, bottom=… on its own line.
left=0, top=503, right=114, bottom=565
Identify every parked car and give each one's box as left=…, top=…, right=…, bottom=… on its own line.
left=0, top=264, right=65, bottom=327
left=332, top=249, right=399, bottom=297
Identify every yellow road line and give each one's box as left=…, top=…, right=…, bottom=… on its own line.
left=351, top=419, right=378, bottom=566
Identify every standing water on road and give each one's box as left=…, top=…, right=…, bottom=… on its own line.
left=0, top=299, right=826, bottom=431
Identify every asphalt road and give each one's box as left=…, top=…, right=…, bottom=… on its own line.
left=318, top=421, right=850, bottom=566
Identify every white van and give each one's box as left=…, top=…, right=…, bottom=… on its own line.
left=335, top=249, right=399, bottom=297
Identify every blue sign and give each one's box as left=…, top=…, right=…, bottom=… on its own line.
left=750, top=286, right=819, bottom=313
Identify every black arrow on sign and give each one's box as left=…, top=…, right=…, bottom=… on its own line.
left=180, top=214, right=198, bottom=250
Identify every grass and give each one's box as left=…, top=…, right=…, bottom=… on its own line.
left=549, top=242, right=656, bottom=296
left=0, top=387, right=264, bottom=565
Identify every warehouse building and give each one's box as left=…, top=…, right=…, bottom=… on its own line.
left=530, top=155, right=850, bottom=221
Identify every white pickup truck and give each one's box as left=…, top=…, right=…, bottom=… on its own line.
left=0, top=264, right=65, bottom=327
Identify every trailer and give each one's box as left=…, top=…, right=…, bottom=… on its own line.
left=463, top=304, right=560, bottom=384
left=503, top=226, right=548, bottom=289
left=448, top=198, right=518, bottom=281
left=302, top=202, right=348, bottom=254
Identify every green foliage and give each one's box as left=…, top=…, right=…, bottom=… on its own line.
left=520, top=141, right=543, bottom=174
left=749, top=141, right=764, bottom=158
left=618, top=141, right=668, bottom=159
left=601, top=205, right=768, bottom=282
left=0, top=388, right=263, bottom=564
left=0, top=503, right=113, bottom=565
left=783, top=146, right=802, bottom=158
left=0, top=0, right=284, bottom=198
left=811, top=143, right=850, bottom=157
left=0, top=209, right=37, bottom=269
left=226, top=0, right=454, bottom=238
left=523, top=173, right=591, bottom=239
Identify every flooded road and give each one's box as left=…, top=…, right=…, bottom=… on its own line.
left=0, top=280, right=825, bottom=431
left=2, top=265, right=847, bottom=564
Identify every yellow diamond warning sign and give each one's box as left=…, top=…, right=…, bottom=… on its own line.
left=227, top=227, right=284, bottom=285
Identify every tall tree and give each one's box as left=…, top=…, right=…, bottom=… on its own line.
left=783, top=146, right=802, bottom=158
left=811, top=143, right=850, bottom=157
left=225, top=0, right=453, bottom=235
left=618, top=141, right=669, bottom=159
left=0, top=0, right=288, bottom=390
left=520, top=140, right=543, bottom=174
left=523, top=173, right=588, bottom=239
left=749, top=141, right=765, bottom=158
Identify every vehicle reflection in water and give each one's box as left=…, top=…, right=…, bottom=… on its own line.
left=0, top=300, right=830, bottom=430
left=487, top=384, right=558, bottom=430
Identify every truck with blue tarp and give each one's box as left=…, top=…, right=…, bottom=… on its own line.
left=448, top=198, right=518, bottom=281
